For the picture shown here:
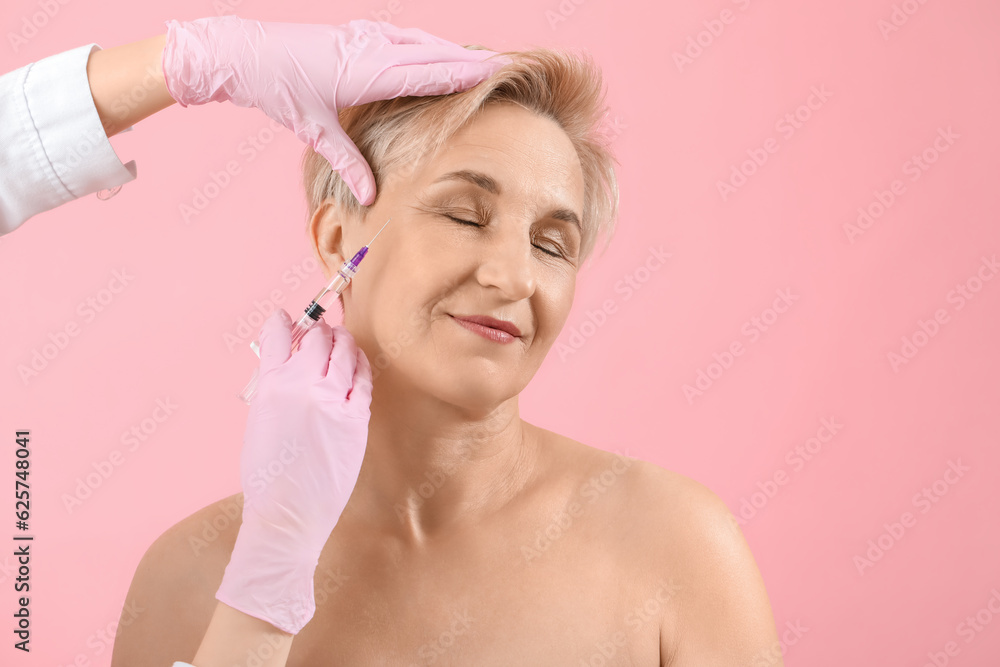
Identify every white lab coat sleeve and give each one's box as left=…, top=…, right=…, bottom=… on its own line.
left=0, top=43, right=138, bottom=237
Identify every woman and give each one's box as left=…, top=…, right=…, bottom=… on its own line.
left=7, top=15, right=783, bottom=667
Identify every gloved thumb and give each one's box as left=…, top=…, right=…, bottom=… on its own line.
left=313, top=123, right=377, bottom=207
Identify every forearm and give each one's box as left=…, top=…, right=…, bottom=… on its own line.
left=85, top=34, right=175, bottom=138
left=191, top=601, right=294, bottom=667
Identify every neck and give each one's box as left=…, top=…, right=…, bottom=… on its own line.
left=346, top=372, right=540, bottom=545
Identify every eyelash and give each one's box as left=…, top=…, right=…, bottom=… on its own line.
left=445, top=215, right=565, bottom=259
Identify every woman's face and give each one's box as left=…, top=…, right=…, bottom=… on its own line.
left=313, top=102, right=586, bottom=410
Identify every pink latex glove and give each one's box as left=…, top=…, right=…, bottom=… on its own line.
left=216, top=309, right=373, bottom=635
left=161, top=16, right=509, bottom=205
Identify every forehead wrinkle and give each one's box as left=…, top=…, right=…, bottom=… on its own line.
left=422, top=113, right=584, bottom=234
left=433, top=169, right=501, bottom=195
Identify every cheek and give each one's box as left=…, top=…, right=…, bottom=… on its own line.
left=535, top=280, right=576, bottom=341
left=355, top=238, right=424, bottom=307
left=367, top=262, right=438, bottom=341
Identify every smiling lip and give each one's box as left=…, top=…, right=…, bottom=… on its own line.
left=449, top=314, right=521, bottom=343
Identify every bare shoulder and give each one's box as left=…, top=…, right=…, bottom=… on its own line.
left=618, top=458, right=739, bottom=551
left=530, top=425, right=734, bottom=563
left=551, top=435, right=757, bottom=587
left=535, top=429, right=780, bottom=664
left=589, top=456, right=782, bottom=666
left=110, top=493, right=245, bottom=667
left=534, top=424, right=727, bottom=531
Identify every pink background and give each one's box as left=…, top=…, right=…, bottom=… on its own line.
left=2, top=0, right=999, bottom=664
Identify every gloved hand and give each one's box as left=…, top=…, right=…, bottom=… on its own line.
left=161, top=16, right=509, bottom=205
left=216, top=309, right=373, bottom=635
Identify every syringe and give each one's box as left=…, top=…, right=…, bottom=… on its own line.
left=237, top=217, right=391, bottom=405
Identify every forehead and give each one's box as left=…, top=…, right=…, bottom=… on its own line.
left=414, top=103, right=585, bottom=215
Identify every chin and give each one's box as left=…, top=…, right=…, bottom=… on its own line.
left=419, top=369, right=522, bottom=412
left=438, top=376, right=510, bottom=408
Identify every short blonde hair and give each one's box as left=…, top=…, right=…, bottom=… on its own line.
left=302, top=46, right=620, bottom=272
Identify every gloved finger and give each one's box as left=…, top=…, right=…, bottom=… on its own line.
left=258, top=309, right=293, bottom=377
left=372, top=41, right=509, bottom=67
left=312, top=123, right=377, bottom=206
left=338, top=20, right=501, bottom=59
left=324, top=325, right=359, bottom=392
left=362, top=60, right=508, bottom=101
left=292, top=320, right=335, bottom=380
left=376, top=22, right=493, bottom=50
left=354, top=20, right=451, bottom=47
left=348, top=346, right=374, bottom=404
left=341, top=19, right=454, bottom=49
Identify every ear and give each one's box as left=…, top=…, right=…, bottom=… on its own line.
left=308, top=199, right=348, bottom=279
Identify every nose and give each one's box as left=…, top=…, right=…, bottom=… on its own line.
left=475, top=234, right=537, bottom=301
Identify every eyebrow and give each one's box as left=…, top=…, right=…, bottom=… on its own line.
left=432, top=169, right=583, bottom=235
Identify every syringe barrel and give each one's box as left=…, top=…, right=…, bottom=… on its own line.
left=310, top=266, right=354, bottom=313
left=238, top=369, right=259, bottom=405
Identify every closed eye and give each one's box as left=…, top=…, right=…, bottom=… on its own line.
left=445, top=214, right=565, bottom=259
left=446, top=215, right=482, bottom=227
